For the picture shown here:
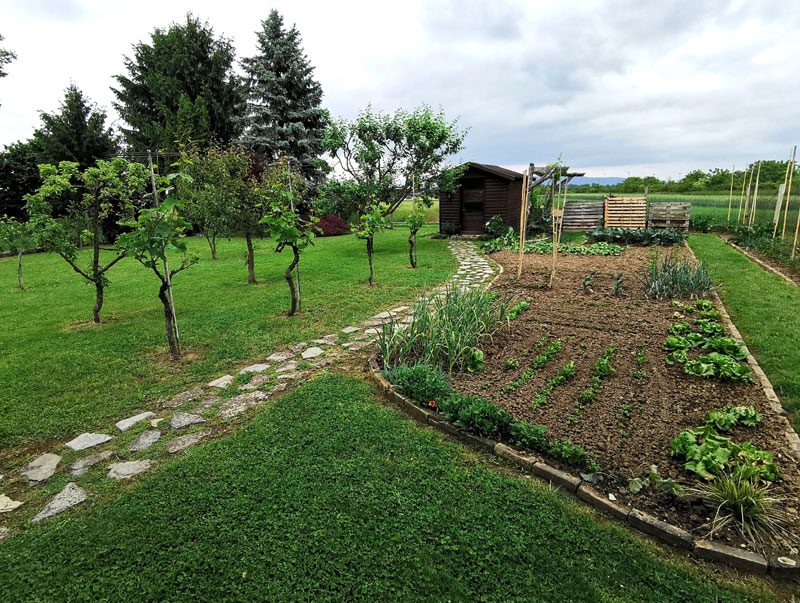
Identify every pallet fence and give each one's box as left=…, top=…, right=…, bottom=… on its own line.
left=647, top=202, right=691, bottom=231
left=562, top=201, right=603, bottom=232
left=604, top=196, right=648, bottom=229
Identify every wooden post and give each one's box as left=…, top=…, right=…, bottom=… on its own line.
left=516, top=169, right=528, bottom=277
left=737, top=167, right=747, bottom=224
left=147, top=150, right=159, bottom=208
left=727, top=166, right=734, bottom=222
left=782, top=146, right=796, bottom=240
left=742, top=166, right=754, bottom=224
left=749, top=161, right=761, bottom=225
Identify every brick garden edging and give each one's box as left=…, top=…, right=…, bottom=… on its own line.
left=368, top=271, right=800, bottom=583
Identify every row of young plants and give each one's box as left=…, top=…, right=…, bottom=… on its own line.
left=480, top=229, right=626, bottom=256
left=662, top=300, right=753, bottom=382
left=568, top=346, right=616, bottom=423
left=588, top=227, right=688, bottom=246
left=383, top=362, right=599, bottom=472
left=730, top=223, right=800, bottom=273
left=500, top=338, right=563, bottom=394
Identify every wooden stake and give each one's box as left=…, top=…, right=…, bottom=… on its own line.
left=736, top=167, right=747, bottom=223
left=727, top=165, right=734, bottom=222
left=742, top=166, right=754, bottom=224
left=782, top=146, right=796, bottom=240
left=749, top=161, right=761, bottom=225
left=773, top=151, right=792, bottom=238
left=516, top=169, right=528, bottom=278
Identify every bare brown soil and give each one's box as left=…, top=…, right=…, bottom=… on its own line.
left=450, top=247, right=800, bottom=553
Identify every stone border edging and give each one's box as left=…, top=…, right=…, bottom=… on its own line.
left=683, top=242, right=800, bottom=465
left=725, top=238, right=797, bottom=288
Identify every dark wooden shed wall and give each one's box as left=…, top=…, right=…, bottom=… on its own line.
left=439, top=163, right=523, bottom=234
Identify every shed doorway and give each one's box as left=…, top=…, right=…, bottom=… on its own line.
left=461, top=181, right=485, bottom=234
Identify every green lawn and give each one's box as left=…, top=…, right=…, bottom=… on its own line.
left=689, top=234, right=800, bottom=428
left=0, top=375, right=771, bottom=601
left=0, top=227, right=455, bottom=448
left=391, top=199, right=439, bottom=223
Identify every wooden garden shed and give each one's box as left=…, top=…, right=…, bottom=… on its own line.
left=439, top=163, right=524, bottom=235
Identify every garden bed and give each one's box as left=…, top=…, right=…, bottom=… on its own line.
left=446, top=247, right=800, bottom=557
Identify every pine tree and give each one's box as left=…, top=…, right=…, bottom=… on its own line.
left=240, top=11, right=328, bottom=184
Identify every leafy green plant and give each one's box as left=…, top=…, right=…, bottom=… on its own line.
left=628, top=465, right=685, bottom=497
left=663, top=335, right=690, bottom=351
left=581, top=271, right=596, bottom=293
left=665, top=349, right=688, bottom=365
left=466, top=349, right=485, bottom=372
left=589, top=227, right=687, bottom=246
left=610, top=272, right=624, bottom=295
left=383, top=363, right=451, bottom=408
left=701, top=336, right=746, bottom=360
left=532, top=361, right=575, bottom=407
left=694, top=300, right=714, bottom=311
left=684, top=353, right=753, bottom=382
left=505, top=358, right=519, bottom=369
left=506, top=299, right=530, bottom=321
left=686, top=333, right=705, bottom=347
left=694, top=318, right=725, bottom=337
left=484, top=215, right=507, bottom=238
left=482, top=237, right=626, bottom=257
left=439, top=392, right=512, bottom=438
left=633, top=370, right=646, bottom=380
left=620, top=403, right=633, bottom=419
left=699, top=310, right=722, bottom=321
left=573, top=345, right=615, bottom=419
left=643, top=253, right=714, bottom=299
left=377, top=285, right=511, bottom=373
left=668, top=321, right=692, bottom=336
left=636, top=351, right=648, bottom=366
left=500, top=339, right=562, bottom=395
left=704, top=405, right=763, bottom=431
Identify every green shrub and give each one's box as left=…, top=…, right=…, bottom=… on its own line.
left=440, top=221, right=460, bottom=236
left=485, top=215, right=508, bottom=238
left=643, top=253, right=714, bottom=299
left=689, top=216, right=714, bottom=233
left=589, top=227, right=687, bottom=246
left=383, top=363, right=451, bottom=407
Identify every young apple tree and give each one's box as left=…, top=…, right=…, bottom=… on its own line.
left=406, top=201, right=426, bottom=269
left=117, top=192, right=198, bottom=360
left=25, top=159, right=148, bottom=322
left=355, top=203, right=389, bottom=286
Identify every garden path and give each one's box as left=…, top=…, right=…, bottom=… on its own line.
left=0, top=241, right=494, bottom=534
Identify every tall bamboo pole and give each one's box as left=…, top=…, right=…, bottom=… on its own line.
left=774, top=149, right=793, bottom=238
left=736, top=167, right=747, bottom=223
left=742, top=166, right=754, bottom=224
left=782, top=147, right=796, bottom=240
left=727, top=166, right=735, bottom=222
left=516, top=170, right=528, bottom=278
left=749, top=161, right=761, bottom=225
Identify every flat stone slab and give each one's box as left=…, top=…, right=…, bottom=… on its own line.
left=208, top=375, right=233, bottom=389
left=239, top=363, right=270, bottom=374
left=218, top=391, right=268, bottom=419
left=342, top=341, right=372, bottom=351
left=301, top=346, right=324, bottom=359
left=289, top=342, right=307, bottom=353
left=373, top=311, right=393, bottom=319
left=238, top=374, right=272, bottom=390
left=275, top=360, right=299, bottom=373
left=341, top=326, right=360, bottom=334
left=170, top=412, right=206, bottom=430
left=311, top=358, right=332, bottom=369
left=0, top=527, right=10, bottom=543
left=277, top=372, right=304, bottom=381
left=150, top=417, right=164, bottom=427
left=194, top=396, right=222, bottom=412
left=364, top=328, right=379, bottom=335
left=115, top=411, right=156, bottom=432
left=270, top=382, right=288, bottom=394
left=166, top=431, right=208, bottom=453
left=0, top=494, right=23, bottom=513
left=694, top=539, right=767, bottom=573
left=129, top=430, right=162, bottom=452
left=107, top=460, right=153, bottom=480
left=21, top=453, right=62, bottom=483
left=390, top=306, right=409, bottom=313
left=70, top=450, right=113, bottom=477
left=65, top=433, right=112, bottom=451
left=163, top=388, right=205, bottom=409
left=266, top=351, right=293, bottom=363
left=31, top=483, right=86, bottom=523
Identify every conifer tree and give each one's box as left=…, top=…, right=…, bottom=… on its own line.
left=240, top=11, right=328, bottom=185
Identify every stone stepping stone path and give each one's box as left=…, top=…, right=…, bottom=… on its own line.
left=130, top=430, right=161, bottom=452
left=108, top=460, right=153, bottom=480
left=115, top=412, right=155, bottom=432
left=21, top=454, right=61, bottom=484
left=70, top=450, right=113, bottom=477
left=65, top=433, right=112, bottom=451
left=166, top=431, right=208, bottom=454
left=5, top=241, right=491, bottom=526
left=32, top=483, right=86, bottom=523
left=170, top=413, right=206, bottom=430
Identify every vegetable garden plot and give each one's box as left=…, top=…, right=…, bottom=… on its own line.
left=448, top=247, right=799, bottom=555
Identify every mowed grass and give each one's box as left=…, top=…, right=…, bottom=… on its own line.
left=0, top=375, right=771, bottom=601
left=0, top=227, right=455, bottom=448
left=689, top=234, right=800, bottom=428
left=391, top=199, right=439, bottom=223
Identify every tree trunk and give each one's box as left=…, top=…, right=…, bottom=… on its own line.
left=408, top=231, right=417, bottom=268
left=246, top=233, right=256, bottom=284
left=158, top=279, right=180, bottom=360
left=17, top=250, right=24, bottom=289
left=414, top=231, right=418, bottom=266
left=93, top=280, right=104, bottom=324
left=205, top=232, right=217, bottom=260
left=285, top=244, right=300, bottom=316
left=367, top=235, right=375, bottom=286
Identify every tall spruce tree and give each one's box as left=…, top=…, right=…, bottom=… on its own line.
left=240, top=11, right=328, bottom=184
left=112, top=14, right=244, bottom=151
left=34, top=84, right=119, bottom=170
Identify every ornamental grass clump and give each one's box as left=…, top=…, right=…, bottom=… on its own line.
left=643, top=252, right=714, bottom=299
left=377, top=285, right=511, bottom=373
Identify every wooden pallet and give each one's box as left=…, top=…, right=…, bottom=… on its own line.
left=648, top=202, right=691, bottom=231
left=604, top=196, right=647, bottom=229
left=562, top=201, right=603, bottom=232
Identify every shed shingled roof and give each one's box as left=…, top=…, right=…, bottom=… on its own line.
left=467, top=162, right=524, bottom=181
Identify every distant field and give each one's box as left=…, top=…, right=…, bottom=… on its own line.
left=568, top=191, right=798, bottom=228
left=391, top=199, right=439, bottom=223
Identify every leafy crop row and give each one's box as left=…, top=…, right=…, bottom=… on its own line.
left=589, top=227, right=688, bottom=246
left=532, top=361, right=575, bottom=408
left=569, top=345, right=616, bottom=422
left=500, top=339, right=563, bottom=395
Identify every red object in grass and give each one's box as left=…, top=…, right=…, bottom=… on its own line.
left=315, top=214, right=351, bottom=237
left=429, top=400, right=437, bottom=408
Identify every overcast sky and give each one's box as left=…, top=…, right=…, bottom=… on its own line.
left=1, top=0, right=798, bottom=179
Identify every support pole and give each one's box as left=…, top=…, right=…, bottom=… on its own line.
left=727, top=166, right=734, bottom=222
left=782, top=146, right=796, bottom=240
left=516, top=169, right=529, bottom=278
left=742, top=166, right=754, bottom=224
left=147, top=150, right=159, bottom=208
left=750, top=161, right=761, bottom=225
left=737, top=167, right=747, bottom=224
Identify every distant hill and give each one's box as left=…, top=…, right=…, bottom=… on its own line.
left=568, top=176, right=624, bottom=187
